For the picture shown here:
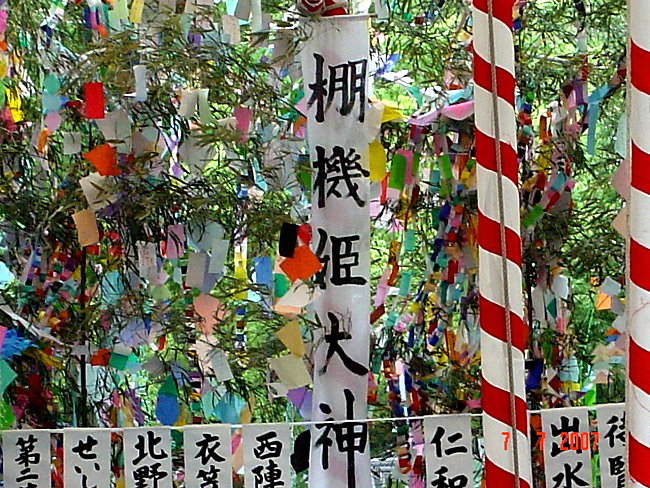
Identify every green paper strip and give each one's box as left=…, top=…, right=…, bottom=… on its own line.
left=385, top=312, right=399, bottom=330
left=159, top=374, right=179, bottom=397
left=388, top=153, right=406, bottom=190
left=430, top=168, right=441, bottom=188
left=522, top=204, right=544, bottom=228
left=0, top=360, right=17, bottom=395
left=0, top=398, right=15, bottom=429
left=411, top=152, right=421, bottom=177
left=439, top=154, right=453, bottom=180
left=297, top=169, right=311, bottom=191
left=108, top=353, right=129, bottom=371
left=399, top=271, right=412, bottom=297
left=404, top=229, right=416, bottom=253
left=274, top=273, right=289, bottom=298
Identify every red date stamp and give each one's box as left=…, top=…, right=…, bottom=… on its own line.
left=502, top=431, right=599, bottom=451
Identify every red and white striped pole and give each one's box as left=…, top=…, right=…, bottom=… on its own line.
left=627, top=2, right=650, bottom=486
left=473, top=1, right=532, bottom=487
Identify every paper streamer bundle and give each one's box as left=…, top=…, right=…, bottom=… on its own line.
left=627, top=1, right=650, bottom=485
left=472, top=0, right=532, bottom=486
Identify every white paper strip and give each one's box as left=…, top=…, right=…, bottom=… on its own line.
left=124, top=427, right=173, bottom=488
left=221, top=15, right=241, bottom=44
left=209, top=239, right=229, bottom=274
left=423, top=414, right=473, bottom=487
left=133, top=65, right=148, bottom=102
left=233, top=0, right=251, bottom=20
left=3, top=430, right=51, bottom=488
left=186, top=252, right=208, bottom=288
left=158, top=0, right=176, bottom=13
left=179, top=89, right=199, bottom=118
left=64, top=428, right=111, bottom=488
left=95, top=108, right=131, bottom=142
left=211, top=348, right=234, bottom=382
left=541, top=407, right=592, bottom=488
left=301, top=15, right=373, bottom=488
left=250, top=0, right=262, bottom=32
left=596, top=404, right=626, bottom=488
left=197, top=88, right=216, bottom=125
left=184, top=0, right=212, bottom=14
left=63, top=132, right=81, bottom=154
left=184, top=424, right=233, bottom=488
left=243, top=423, right=292, bottom=488
left=80, top=172, right=115, bottom=210
left=137, top=241, right=159, bottom=283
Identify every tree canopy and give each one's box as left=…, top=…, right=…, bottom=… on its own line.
left=0, top=0, right=630, bottom=484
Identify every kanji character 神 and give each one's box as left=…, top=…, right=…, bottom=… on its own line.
left=315, top=389, right=368, bottom=488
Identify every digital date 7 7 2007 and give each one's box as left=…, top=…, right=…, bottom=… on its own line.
left=502, top=431, right=599, bottom=451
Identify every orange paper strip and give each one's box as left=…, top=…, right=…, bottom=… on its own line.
left=279, top=245, right=322, bottom=282
left=595, top=291, right=612, bottom=310
left=83, top=144, right=119, bottom=176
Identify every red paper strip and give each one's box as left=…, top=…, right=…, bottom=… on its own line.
left=233, top=106, right=252, bottom=142
left=84, top=82, right=105, bottom=119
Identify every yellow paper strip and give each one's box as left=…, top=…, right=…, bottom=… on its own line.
left=6, top=87, right=23, bottom=123
left=129, top=0, right=145, bottom=23
left=275, top=320, right=305, bottom=357
left=381, top=104, right=403, bottom=123
left=369, top=140, right=387, bottom=181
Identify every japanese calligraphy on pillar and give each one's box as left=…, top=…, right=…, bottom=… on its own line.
left=423, top=415, right=473, bottom=488
left=242, top=423, right=292, bottom=488
left=123, top=427, right=173, bottom=488
left=184, top=424, right=233, bottom=488
left=301, top=14, right=372, bottom=488
left=3, top=430, right=51, bottom=488
left=64, top=429, right=111, bottom=488
left=596, top=404, right=625, bottom=488
left=541, top=408, right=592, bottom=488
